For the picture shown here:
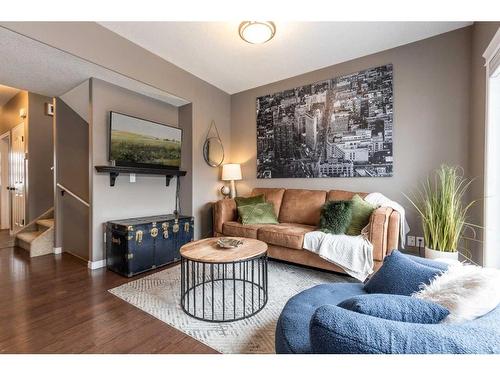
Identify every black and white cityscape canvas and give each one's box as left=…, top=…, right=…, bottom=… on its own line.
left=256, top=64, right=393, bottom=178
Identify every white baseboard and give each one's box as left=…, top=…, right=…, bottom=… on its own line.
left=87, top=259, right=107, bottom=270
left=53, top=247, right=62, bottom=254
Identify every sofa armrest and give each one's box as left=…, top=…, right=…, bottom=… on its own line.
left=367, top=207, right=393, bottom=261
left=387, top=211, right=400, bottom=255
left=213, top=199, right=237, bottom=234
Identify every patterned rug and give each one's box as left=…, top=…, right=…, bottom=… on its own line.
left=109, top=260, right=353, bottom=353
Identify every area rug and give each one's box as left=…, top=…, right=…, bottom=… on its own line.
left=109, top=260, right=353, bottom=353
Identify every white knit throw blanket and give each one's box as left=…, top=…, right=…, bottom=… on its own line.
left=364, top=192, right=410, bottom=249
left=303, top=231, right=374, bottom=281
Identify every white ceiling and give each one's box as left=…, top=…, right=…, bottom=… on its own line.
left=0, top=26, right=189, bottom=107
left=0, top=83, right=20, bottom=107
left=100, top=22, right=472, bottom=94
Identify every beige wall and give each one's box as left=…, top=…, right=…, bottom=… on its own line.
left=3, top=22, right=231, bottom=240
left=0, top=90, right=27, bottom=135
left=231, top=27, right=473, bottom=242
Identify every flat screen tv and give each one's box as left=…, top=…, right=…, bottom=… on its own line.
left=109, top=111, right=182, bottom=169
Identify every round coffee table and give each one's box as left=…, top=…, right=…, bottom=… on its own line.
left=180, top=237, right=268, bottom=322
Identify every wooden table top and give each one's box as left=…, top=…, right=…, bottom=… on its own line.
left=180, top=237, right=268, bottom=263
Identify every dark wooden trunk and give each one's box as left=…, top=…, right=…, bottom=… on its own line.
left=105, top=214, right=194, bottom=277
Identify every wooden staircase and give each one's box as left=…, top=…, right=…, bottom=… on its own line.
left=15, top=208, right=55, bottom=257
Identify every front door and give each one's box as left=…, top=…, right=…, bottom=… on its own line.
left=10, top=122, right=25, bottom=232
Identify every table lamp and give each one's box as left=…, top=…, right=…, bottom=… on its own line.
left=221, top=163, right=242, bottom=199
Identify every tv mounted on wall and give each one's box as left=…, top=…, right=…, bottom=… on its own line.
left=109, top=111, right=182, bottom=169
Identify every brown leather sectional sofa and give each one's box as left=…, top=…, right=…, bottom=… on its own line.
left=213, top=188, right=400, bottom=274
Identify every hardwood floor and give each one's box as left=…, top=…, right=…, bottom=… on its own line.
left=0, top=230, right=217, bottom=353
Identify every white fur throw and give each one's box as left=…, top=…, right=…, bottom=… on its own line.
left=413, top=264, right=500, bottom=323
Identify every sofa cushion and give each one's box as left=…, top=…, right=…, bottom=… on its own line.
left=251, top=188, right=285, bottom=217
left=364, top=250, right=446, bottom=296
left=338, top=294, right=449, bottom=323
left=237, top=202, right=279, bottom=225
left=328, top=190, right=367, bottom=201
left=278, top=189, right=327, bottom=226
left=222, top=221, right=265, bottom=239
left=234, top=194, right=265, bottom=208
left=257, top=223, right=315, bottom=250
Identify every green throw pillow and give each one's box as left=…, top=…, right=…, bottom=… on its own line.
left=319, top=200, right=353, bottom=234
left=238, top=202, right=279, bottom=225
left=346, top=194, right=376, bottom=236
left=234, top=194, right=265, bottom=207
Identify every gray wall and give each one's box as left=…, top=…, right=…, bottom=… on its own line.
left=27, top=92, right=54, bottom=221
left=6, top=22, right=498, bottom=264
left=179, top=103, right=194, bottom=216
left=91, top=78, right=181, bottom=262
left=468, top=22, right=500, bottom=264
left=56, top=81, right=90, bottom=259
left=231, top=27, right=473, bottom=242
left=4, top=22, right=232, bottom=240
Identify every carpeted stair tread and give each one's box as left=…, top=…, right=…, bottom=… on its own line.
left=36, top=219, right=54, bottom=228
left=16, top=230, right=45, bottom=244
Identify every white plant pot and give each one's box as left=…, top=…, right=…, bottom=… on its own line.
left=424, top=246, right=459, bottom=261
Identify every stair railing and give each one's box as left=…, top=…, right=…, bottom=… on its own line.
left=56, top=183, right=90, bottom=208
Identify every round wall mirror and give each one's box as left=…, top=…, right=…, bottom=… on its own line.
left=203, top=136, right=225, bottom=167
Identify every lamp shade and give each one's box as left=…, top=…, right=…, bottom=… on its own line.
left=221, top=163, right=242, bottom=181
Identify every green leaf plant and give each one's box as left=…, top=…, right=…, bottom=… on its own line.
left=404, top=165, right=477, bottom=253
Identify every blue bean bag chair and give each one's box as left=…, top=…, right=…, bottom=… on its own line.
left=275, top=252, right=500, bottom=354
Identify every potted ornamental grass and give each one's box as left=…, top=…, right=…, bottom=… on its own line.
left=405, top=165, right=476, bottom=260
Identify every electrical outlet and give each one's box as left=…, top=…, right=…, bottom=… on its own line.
left=407, top=235, right=415, bottom=246
left=129, top=173, right=136, bottom=183
left=416, top=237, right=424, bottom=247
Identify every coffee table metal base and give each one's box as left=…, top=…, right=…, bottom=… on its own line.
left=180, top=255, right=268, bottom=322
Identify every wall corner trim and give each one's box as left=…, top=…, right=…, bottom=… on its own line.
left=88, top=259, right=106, bottom=270
left=53, top=247, right=62, bottom=254
left=483, top=27, right=500, bottom=63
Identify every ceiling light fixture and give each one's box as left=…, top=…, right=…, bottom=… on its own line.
left=239, top=21, right=276, bottom=44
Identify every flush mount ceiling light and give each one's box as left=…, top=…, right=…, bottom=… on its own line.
left=239, top=21, right=276, bottom=44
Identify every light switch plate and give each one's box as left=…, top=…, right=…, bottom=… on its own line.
left=407, top=235, right=416, bottom=246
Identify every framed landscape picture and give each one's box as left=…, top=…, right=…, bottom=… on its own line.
left=109, top=111, right=182, bottom=169
left=256, top=64, right=393, bottom=178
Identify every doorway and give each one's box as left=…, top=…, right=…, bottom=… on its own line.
left=0, top=132, right=10, bottom=230
left=11, top=122, right=26, bottom=232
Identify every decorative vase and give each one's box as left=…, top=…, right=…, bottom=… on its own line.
left=424, top=246, right=459, bottom=261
